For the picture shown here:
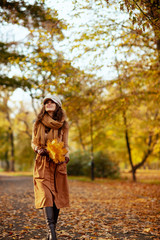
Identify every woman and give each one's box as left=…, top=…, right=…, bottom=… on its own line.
left=31, top=94, right=70, bottom=240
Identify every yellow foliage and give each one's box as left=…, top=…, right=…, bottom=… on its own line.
left=46, top=139, right=68, bottom=164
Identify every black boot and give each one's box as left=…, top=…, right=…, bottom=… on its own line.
left=53, top=202, right=60, bottom=230
left=43, top=207, right=57, bottom=240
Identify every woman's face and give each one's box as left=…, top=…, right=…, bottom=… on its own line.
left=44, top=99, right=56, bottom=113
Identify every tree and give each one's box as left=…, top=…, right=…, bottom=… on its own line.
left=14, top=103, right=35, bottom=170
left=0, top=94, right=37, bottom=171
left=117, top=0, right=160, bottom=62
left=0, top=92, right=15, bottom=171
left=103, top=53, right=160, bottom=181
left=0, top=0, right=67, bottom=90
left=70, top=0, right=160, bottom=180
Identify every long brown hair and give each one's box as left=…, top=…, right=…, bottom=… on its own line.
left=34, top=102, right=68, bottom=136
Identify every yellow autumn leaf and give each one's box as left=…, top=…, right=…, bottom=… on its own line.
left=46, top=139, right=68, bottom=164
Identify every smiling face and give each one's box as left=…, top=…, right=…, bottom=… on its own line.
left=44, top=99, right=57, bottom=113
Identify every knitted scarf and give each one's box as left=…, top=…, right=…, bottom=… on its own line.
left=33, top=113, right=64, bottom=147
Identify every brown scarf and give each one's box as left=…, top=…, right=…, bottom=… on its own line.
left=33, top=113, right=64, bottom=147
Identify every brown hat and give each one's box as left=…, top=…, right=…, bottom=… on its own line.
left=43, top=94, right=62, bottom=107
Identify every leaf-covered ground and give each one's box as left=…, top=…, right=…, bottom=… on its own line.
left=0, top=175, right=159, bottom=239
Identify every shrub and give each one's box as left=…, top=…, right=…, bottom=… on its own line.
left=94, top=151, right=119, bottom=178
left=68, top=151, right=119, bottom=178
left=67, top=151, right=90, bottom=176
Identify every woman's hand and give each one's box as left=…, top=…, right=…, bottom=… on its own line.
left=38, top=149, right=49, bottom=157
left=57, top=157, right=70, bottom=165
left=35, top=147, right=49, bottom=157
left=65, top=157, right=70, bottom=164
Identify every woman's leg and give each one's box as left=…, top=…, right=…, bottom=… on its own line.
left=53, top=202, right=60, bottom=229
left=43, top=207, right=57, bottom=240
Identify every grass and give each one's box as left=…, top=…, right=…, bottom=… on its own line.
left=0, top=170, right=33, bottom=177
left=0, top=169, right=159, bottom=184
left=68, top=175, right=92, bottom=182
left=121, top=169, right=160, bottom=184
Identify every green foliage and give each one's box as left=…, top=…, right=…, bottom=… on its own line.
left=68, top=151, right=120, bottom=178
left=67, top=151, right=90, bottom=176
left=0, top=76, right=32, bottom=90
left=93, top=151, right=120, bottom=178
left=0, top=1, right=64, bottom=32
left=0, top=0, right=67, bottom=90
left=0, top=42, right=25, bottom=64
left=15, top=134, right=35, bottom=171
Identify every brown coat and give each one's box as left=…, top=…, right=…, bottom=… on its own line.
left=32, top=125, right=69, bottom=209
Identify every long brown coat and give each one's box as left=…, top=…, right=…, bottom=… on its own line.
left=32, top=125, right=69, bottom=209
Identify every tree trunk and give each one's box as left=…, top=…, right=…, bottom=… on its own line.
left=4, top=150, right=9, bottom=171
left=2, top=94, right=15, bottom=171
left=156, top=38, right=160, bottom=63
left=144, top=1, right=160, bottom=63
left=9, top=129, right=15, bottom=171
left=114, top=54, right=136, bottom=181
left=5, top=132, right=10, bottom=171
left=134, top=133, right=159, bottom=171
left=75, top=120, right=86, bottom=151
left=152, top=24, right=160, bottom=63
left=30, top=93, right=38, bottom=116
left=90, top=102, right=94, bottom=181
left=123, top=111, right=136, bottom=181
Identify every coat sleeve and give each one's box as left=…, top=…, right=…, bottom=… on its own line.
left=62, top=124, right=69, bottom=158
left=31, top=123, right=39, bottom=152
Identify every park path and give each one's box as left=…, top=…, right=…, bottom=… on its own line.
left=0, top=175, right=159, bottom=240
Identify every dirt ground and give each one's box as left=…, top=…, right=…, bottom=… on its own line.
left=0, top=175, right=160, bottom=240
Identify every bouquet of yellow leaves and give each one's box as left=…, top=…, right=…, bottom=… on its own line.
left=46, top=139, right=68, bottom=164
